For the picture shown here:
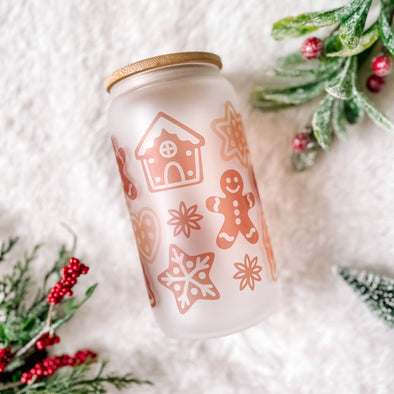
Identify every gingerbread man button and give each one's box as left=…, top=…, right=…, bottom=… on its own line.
left=206, top=169, right=259, bottom=249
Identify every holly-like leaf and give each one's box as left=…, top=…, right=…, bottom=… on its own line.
left=253, top=79, right=327, bottom=106
left=251, top=98, right=295, bottom=111
left=378, top=3, right=394, bottom=56
left=344, top=95, right=364, bottom=124
left=355, top=90, right=394, bottom=132
left=271, top=0, right=364, bottom=40
left=312, top=94, right=335, bottom=150
left=270, top=57, right=344, bottom=80
left=332, top=99, right=348, bottom=140
left=325, top=56, right=357, bottom=99
left=338, top=0, right=372, bottom=49
left=324, top=33, right=344, bottom=54
left=327, top=22, right=379, bottom=57
left=277, top=52, right=306, bottom=66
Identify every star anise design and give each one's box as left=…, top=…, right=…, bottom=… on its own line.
left=167, top=202, right=203, bottom=238
left=233, top=254, right=262, bottom=291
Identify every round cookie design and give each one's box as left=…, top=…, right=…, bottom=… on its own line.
left=130, top=207, right=161, bottom=263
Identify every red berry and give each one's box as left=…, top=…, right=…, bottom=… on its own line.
left=301, top=37, right=324, bottom=60
left=0, top=346, right=12, bottom=371
left=47, top=257, right=89, bottom=305
left=81, top=266, right=89, bottom=275
left=372, top=55, right=392, bottom=77
left=36, top=340, right=44, bottom=350
left=292, top=133, right=312, bottom=153
left=367, top=74, right=385, bottom=93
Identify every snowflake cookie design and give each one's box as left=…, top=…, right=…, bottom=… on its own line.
left=158, top=244, right=220, bottom=314
left=167, top=201, right=203, bottom=238
left=233, top=254, right=262, bottom=291
left=211, top=101, right=250, bottom=168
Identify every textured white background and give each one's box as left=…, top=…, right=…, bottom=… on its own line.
left=1, top=1, right=394, bottom=393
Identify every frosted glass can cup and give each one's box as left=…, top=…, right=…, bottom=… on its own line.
left=105, top=52, right=280, bottom=338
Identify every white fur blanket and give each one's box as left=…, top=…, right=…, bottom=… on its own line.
left=1, top=0, right=393, bottom=393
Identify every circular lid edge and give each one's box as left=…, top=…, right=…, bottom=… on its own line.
left=104, top=51, right=222, bottom=93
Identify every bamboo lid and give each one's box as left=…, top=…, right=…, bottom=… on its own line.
left=105, top=51, right=222, bottom=93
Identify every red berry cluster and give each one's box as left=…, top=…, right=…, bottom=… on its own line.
left=367, top=54, right=392, bottom=93
left=301, top=37, right=324, bottom=60
left=47, top=257, right=89, bottom=305
left=72, top=349, right=97, bottom=366
left=21, top=349, right=97, bottom=384
left=0, top=346, right=12, bottom=373
left=36, top=333, right=60, bottom=351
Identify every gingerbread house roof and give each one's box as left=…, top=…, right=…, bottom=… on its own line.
left=135, top=112, right=205, bottom=158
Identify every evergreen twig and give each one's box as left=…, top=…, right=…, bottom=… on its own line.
left=253, top=0, right=394, bottom=171
left=0, top=238, right=18, bottom=263
left=0, top=237, right=150, bottom=393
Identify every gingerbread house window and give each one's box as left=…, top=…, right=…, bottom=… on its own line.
left=135, top=112, right=205, bottom=193
left=160, top=140, right=177, bottom=158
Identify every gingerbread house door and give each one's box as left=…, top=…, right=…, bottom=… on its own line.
left=164, top=162, right=185, bottom=185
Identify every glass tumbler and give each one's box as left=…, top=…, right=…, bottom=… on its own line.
left=105, top=52, right=280, bottom=338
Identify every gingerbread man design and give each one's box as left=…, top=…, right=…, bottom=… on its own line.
left=206, top=169, right=258, bottom=249
left=111, top=136, right=137, bottom=200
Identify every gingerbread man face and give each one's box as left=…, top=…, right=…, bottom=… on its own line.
left=220, top=170, right=244, bottom=196
left=206, top=169, right=259, bottom=249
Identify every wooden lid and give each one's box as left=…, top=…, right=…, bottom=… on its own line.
left=105, top=51, right=222, bottom=93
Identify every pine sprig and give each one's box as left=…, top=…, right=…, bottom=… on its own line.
left=0, top=244, right=40, bottom=315
left=0, top=241, right=79, bottom=351
left=0, top=237, right=150, bottom=392
left=253, top=0, right=394, bottom=171
left=0, top=238, right=18, bottom=263
left=336, top=266, right=394, bottom=328
left=2, top=363, right=152, bottom=394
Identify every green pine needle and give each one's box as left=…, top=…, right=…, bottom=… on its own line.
left=0, top=238, right=151, bottom=392
left=0, top=238, right=19, bottom=263
left=2, top=363, right=152, bottom=393
left=337, top=266, right=394, bottom=328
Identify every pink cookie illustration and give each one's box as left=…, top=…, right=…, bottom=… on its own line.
left=211, top=101, right=250, bottom=168
left=167, top=201, right=203, bottom=238
left=135, top=112, right=205, bottom=193
left=111, top=136, right=137, bottom=200
left=233, top=254, right=262, bottom=291
left=141, top=259, right=157, bottom=307
left=206, top=169, right=259, bottom=249
left=260, top=212, right=278, bottom=282
left=158, top=244, right=220, bottom=314
left=130, top=207, right=161, bottom=264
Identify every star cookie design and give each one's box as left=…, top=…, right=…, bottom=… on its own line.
left=211, top=101, right=250, bottom=168
left=158, top=244, right=220, bottom=314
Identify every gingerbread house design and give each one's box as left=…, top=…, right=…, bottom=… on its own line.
left=135, top=112, right=205, bottom=193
